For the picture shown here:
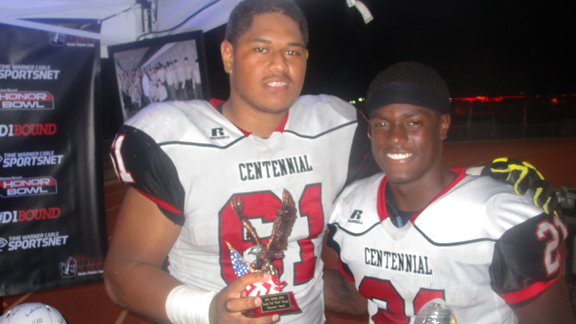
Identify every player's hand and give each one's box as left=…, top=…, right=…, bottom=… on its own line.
left=209, top=272, right=279, bottom=324
left=488, top=157, right=557, bottom=214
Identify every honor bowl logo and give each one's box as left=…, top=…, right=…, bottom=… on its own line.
left=60, top=255, right=104, bottom=277
left=60, top=256, right=78, bottom=278
left=0, top=91, right=54, bottom=110
left=0, top=176, right=57, bottom=198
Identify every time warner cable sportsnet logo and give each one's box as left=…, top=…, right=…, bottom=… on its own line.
left=3, top=231, right=68, bottom=252
left=0, top=123, right=57, bottom=137
left=0, top=91, right=54, bottom=110
left=0, top=237, right=7, bottom=252
left=0, top=176, right=57, bottom=198
left=1, top=151, right=64, bottom=168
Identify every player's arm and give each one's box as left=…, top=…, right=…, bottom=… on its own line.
left=104, top=187, right=183, bottom=321
left=104, top=188, right=277, bottom=324
left=511, top=276, right=575, bottom=324
left=323, top=269, right=368, bottom=316
left=324, top=224, right=368, bottom=316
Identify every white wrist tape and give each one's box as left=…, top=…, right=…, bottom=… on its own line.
left=165, top=284, right=216, bottom=324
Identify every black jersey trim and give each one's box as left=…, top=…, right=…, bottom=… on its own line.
left=113, top=125, right=186, bottom=226
left=331, top=222, right=382, bottom=237
left=283, top=120, right=358, bottom=139
left=158, top=136, right=246, bottom=149
left=413, top=224, right=497, bottom=246
left=332, top=221, right=498, bottom=246
left=156, top=120, right=358, bottom=148
left=327, top=224, right=355, bottom=279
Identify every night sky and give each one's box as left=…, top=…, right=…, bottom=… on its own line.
left=204, top=0, right=576, bottom=101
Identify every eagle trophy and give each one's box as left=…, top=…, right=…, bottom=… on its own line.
left=231, top=189, right=297, bottom=277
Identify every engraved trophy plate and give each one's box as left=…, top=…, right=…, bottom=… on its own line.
left=228, top=189, right=301, bottom=318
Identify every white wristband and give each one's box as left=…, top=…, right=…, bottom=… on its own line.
left=165, top=284, right=216, bottom=324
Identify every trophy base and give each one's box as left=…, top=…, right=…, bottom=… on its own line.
left=243, top=292, right=301, bottom=318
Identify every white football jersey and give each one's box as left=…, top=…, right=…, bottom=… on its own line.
left=110, top=95, right=376, bottom=323
left=328, top=169, right=567, bottom=324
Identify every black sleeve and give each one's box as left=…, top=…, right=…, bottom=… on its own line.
left=344, top=110, right=380, bottom=188
left=110, top=125, right=186, bottom=225
left=327, top=224, right=355, bottom=279
left=489, top=212, right=567, bottom=305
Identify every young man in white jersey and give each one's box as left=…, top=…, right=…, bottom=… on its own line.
left=325, top=62, right=575, bottom=323
left=104, top=1, right=380, bottom=323
left=104, top=0, right=556, bottom=323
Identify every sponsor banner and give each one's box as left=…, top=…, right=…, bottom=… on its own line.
left=0, top=91, right=55, bottom=110
left=0, top=237, right=7, bottom=252
left=0, top=66, right=61, bottom=81
left=0, top=176, right=57, bottom=198
left=0, top=123, right=57, bottom=137
left=0, top=21, right=107, bottom=296
left=4, top=231, right=69, bottom=251
left=1, top=207, right=61, bottom=224
left=1, top=151, right=64, bottom=168
left=59, top=255, right=105, bottom=278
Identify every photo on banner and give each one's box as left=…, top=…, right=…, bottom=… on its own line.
left=108, top=31, right=210, bottom=121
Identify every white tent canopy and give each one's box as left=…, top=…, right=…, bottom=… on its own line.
left=0, top=0, right=243, bottom=57
left=0, top=0, right=371, bottom=58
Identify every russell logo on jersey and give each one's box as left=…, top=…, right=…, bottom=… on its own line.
left=348, top=210, right=363, bottom=224
left=210, top=127, right=230, bottom=140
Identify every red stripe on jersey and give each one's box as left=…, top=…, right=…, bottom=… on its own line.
left=338, top=259, right=355, bottom=282
left=135, top=188, right=183, bottom=215
left=209, top=98, right=225, bottom=108
left=501, top=274, right=560, bottom=305
left=376, top=168, right=467, bottom=223
left=208, top=98, right=289, bottom=135
left=376, top=177, right=388, bottom=222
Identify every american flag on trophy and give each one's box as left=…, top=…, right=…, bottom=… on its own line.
left=227, top=242, right=285, bottom=296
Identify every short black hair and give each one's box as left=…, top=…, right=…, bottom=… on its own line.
left=367, top=62, right=450, bottom=99
left=225, top=0, right=308, bottom=47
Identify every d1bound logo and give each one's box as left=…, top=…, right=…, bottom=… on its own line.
left=0, top=91, right=54, bottom=110
left=0, top=124, right=57, bottom=137
left=0, top=176, right=57, bottom=198
left=1, top=207, right=61, bottom=224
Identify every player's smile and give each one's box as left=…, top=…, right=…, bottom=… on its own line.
left=386, top=152, right=413, bottom=160
left=263, top=75, right=291, bottom=91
